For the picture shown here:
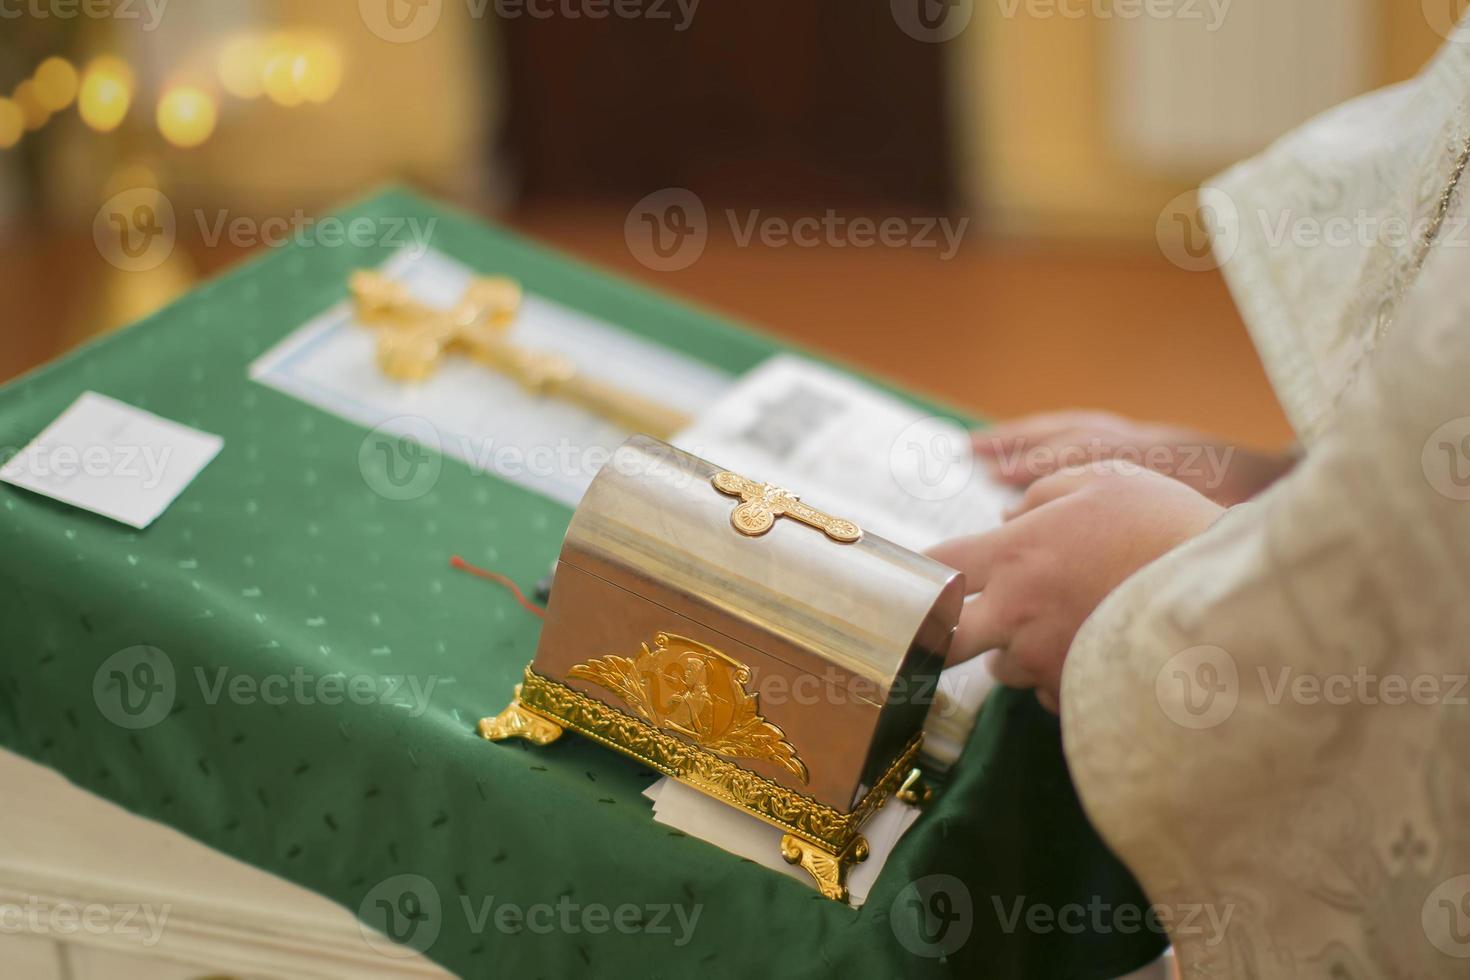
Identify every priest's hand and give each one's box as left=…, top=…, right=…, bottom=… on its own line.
left=926, top=461, right=1225, bottom=713
left=972, top=410, right=1294, bottom=507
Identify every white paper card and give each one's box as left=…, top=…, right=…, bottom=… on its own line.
left=251, top=247, right=733, bottom=507
left=0, top=392, right=223, bottom=529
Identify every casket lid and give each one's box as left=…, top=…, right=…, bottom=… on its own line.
left=558, top=436, right=964, bottom=700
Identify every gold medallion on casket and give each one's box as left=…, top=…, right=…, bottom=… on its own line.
left=569, top=632, right=809, bottom=784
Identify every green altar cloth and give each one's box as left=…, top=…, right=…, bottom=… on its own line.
left=0, top=189, right=1165, bottom=978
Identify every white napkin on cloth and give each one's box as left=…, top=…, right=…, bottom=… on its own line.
left=921, top=649, right=1000, bottom=770
left=642, top=777, right=921, bottom=908
left=642, top=654, right=999, bottom=905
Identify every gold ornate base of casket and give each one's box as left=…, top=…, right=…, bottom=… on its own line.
left=480, top=665, right=924, bottom=902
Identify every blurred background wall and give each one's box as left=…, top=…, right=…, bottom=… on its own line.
left=960, top=0, right=1431, bottom=236
left=0, top=0, right=1457, bottom=448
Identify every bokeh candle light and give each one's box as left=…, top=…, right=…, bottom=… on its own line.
left=295, top=39, right=343, bottom=104
left=218, top=35, right=267, bottom=99
left=156, top=86, right=218, bottom=148
left=78, top=56, right=134, bottom=132
left=13, top=81, right=50, bottom=131
left=33, top=57, right=79, bottom=112
left=0, top=99, right=22, bottom=149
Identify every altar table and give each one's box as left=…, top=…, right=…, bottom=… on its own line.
left=0, top=189, right=1166, bottom=978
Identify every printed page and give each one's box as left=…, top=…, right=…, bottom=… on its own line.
left=673, top=354, right=1016, bottom=552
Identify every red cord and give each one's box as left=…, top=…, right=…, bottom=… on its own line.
left=449, top=555, right=546, bottom=620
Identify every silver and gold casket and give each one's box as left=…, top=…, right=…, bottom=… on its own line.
left=481, top=435, right=964, bottom=900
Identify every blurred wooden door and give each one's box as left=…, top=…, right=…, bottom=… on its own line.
left=496, top=1, right=955, bottom=209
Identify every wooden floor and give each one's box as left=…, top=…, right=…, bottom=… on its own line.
left=1, top=203, right=1293, bottom=448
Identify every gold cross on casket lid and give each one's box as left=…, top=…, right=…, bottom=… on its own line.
left=711, top=471, right=861, bottom=543
left=349, top=270, right=690, bottom=440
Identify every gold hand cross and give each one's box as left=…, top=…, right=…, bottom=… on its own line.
left=711, top=471, right=861, bottom=542
left=349, top=270, right=690, bottom=439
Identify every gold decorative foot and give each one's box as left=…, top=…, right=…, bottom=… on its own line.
left=478, top=686, right=563, bottom=745
left=780, top=834, right=868, bottom=902
left=896, top=767, right=932, bottom=806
